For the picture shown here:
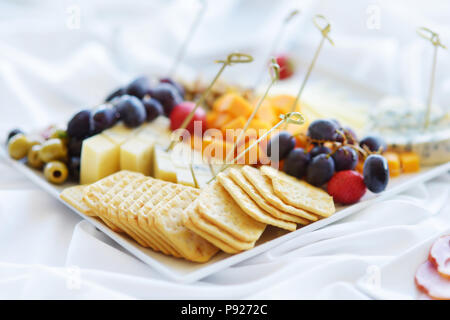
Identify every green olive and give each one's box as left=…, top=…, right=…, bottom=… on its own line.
left=50, top=129, right=69, bottom=145
left=8, top=134, right=31, bottom=160
left=27, top=144, right=44, bottom=169
left=38, top=138, right=68, bottom=163
left=44, top=161, right=68, bottom=184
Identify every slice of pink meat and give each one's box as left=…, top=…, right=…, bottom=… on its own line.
left=415, top=260, right=450, bottom=300
left=428, top=235, right=450, bottom=279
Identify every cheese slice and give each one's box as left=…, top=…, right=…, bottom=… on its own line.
left=102, top=123, right=136, bottom=145
left=120, top=137, right=155, bottom=176
left=80, top=134, right=120, bottom=184
left=153, top=145, right=177, bottom=183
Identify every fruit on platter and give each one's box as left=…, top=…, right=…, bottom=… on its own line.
left=327, top=170, right=366, bottom=204
left=125, top=76, right=151, bottom=99
left=363, top=154, right=389, bottom=193
left=275, top=54, right=295, bottom=80
left=115, top=95, right=147, bottom=128
left=147, top=82, right=183, bottom=117
left=170, top=101, right=206, bottom=135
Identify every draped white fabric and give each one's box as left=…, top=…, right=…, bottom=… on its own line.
left=0, top=0, right=449, bottom=299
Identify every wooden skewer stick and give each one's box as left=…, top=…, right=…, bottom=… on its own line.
left=166, top=52, right=254, bottom=152
left=208, top=112, right=304, bottom=183
left=169, top=0, right=207, bottom=77
left=220, top=59, right=280, bottom=172
left=254, top=9, right=300, bottom=88
left=416, top=27, right=446, bottom=130
left=284, top=14, right=333, bottom=129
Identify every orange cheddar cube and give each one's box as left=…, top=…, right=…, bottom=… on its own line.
left=383, top=152, right=401, bottom=177
left=255, top=99, right=278, bottom=126
left=213, top=93, right=253, bottom=118
left=206, top=111, right=219, bottom=129
left=221, top=116, right=246, bottom=132
left=400, top=152, right=420, bottom=173
left=213, top=112, right=233, bottom=129
left=270, top=94, right=300, bottom=115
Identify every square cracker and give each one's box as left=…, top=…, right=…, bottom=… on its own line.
left=241, top=166, right=318, bottom=221
left=94, top=172, right=144, bottom=232
left=153, top=189, right=220, bottom=263
left=227, top=168, right=310, bottom=225
left=217, top=172, right=296, bottom=231
left=184, top=201, right=254, bottom=252
left=260, top=165, right=335, bottom=217
left=137, top=184, right=187, bottom=257
left=197, top=180, right=266, bottom=243
left=118, top=179, right=171, bottom=254
left=183, top=202, right=239, bottom=254
left=60, top=185, right=94, bottom=216
left=106, top=176, right=152, bottom=248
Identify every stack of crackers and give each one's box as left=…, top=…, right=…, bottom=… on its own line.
left=60, top=166, right=335, bottom=263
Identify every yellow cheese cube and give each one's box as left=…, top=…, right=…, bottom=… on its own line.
left=153, top=146, right=177, bottom=183
left=192, top=163, right=214, bottom=188
left=102, top=123, right=136, bottom=145
left=120, top=137, right=155, bottom=176
left=80, top=134, right=120, bottom=184
left=383, top=152, right=401, bottom=177
left=400, top=152, right=420, bottom=173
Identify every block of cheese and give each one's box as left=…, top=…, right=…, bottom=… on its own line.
left=192, top=163, right=214, bottom=188
left=120, top=137, right=155, bottom=176
left=80, top=134, right=120, bottom=184
left=171, top=143, right=196, bottom=187
left=153, top=145, right=177, bottom=183
left=102, top=123, right=136, bottom=145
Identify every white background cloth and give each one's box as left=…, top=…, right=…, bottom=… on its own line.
left=0, top=0, right=449, bottom=299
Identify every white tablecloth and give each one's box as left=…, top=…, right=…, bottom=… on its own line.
left=0, top=0, right=449, bottom=299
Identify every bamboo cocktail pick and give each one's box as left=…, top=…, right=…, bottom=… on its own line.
left=285, top=14, right=334, bottom=129
left=220, top=58, right=281, bottom=172
left=416, top=27, right=446, bottom=130
left=169, top=0, right=207, bottom=77
left=166, top=52, right=254, bottom=152
left=254, top=9, right=300, bottom=88
left=209, top=112, right=304, bottom=183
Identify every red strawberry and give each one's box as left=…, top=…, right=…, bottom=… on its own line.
left=275, top=54, right=295, bottom=80
left=327, top=170, right=366, bottom=204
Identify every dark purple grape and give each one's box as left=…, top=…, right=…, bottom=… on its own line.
left=142, top=97, right=164, bottom=122
left=343, top=126, right=357, bottom=144
left=68, top=156, right=81, bottom=180
left=363, top=154, right=389, bottom=193
left=67, top=110, right=93, bottom=139
left=306, top=154, right=335, bottom=186
left=6, top=128, right=24, bottom=144
left=332, top=146, right=358, bottom=171
left=93, top=107, right=117, bottom=133
left=147, top=83, right=183, bottom=116
left=115, top=95, right=147, bottom=128
left=309, top=145, right=331, bottom=158
left=360, top=136, right=387, bottom=153
left=105, top=87, right=125, bottom=102
left=283, top=148, right=311, bottom=179
left=125, top=76, right=151, bottom=99
left=307, top=119, right=340, bottom=141
left=266, top=131, right=295, bottom=162
left=160, top=77, right=185, bottom=98
left=68, top=137, right=83, bottom=157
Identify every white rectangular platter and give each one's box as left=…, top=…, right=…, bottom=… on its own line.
left=2, top=146, right=449, bottom=283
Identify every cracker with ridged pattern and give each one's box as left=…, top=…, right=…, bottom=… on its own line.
left=227, top=168, right=310, bottom=225
left=60, top=185, right=94, bottom=216
left=197, top=180, right=266, bottom=243
left=185, top=201, right=255, bottom=252
left=154, top=189, right=220, bottom=262
left=241, top=166, right=318, bottom=221
left=106, top=176, right=151, bottom=247
left=183, top=202, right=239, bottom=254
left=217, top=172, right=297, bottom=231
left=260, top=165, right=335, bottom=217
left=137, top=184, right=186, bottom=257
left=118, top=179, right=169, bottom=254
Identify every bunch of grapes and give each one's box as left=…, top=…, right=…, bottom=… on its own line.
left=267, top=119, right=389, bottom=204
left=65, top=76, right=185, bottom=179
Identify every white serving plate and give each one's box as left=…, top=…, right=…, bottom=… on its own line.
left=356, top=227, right=450, bottom=300
left=1, top=146, right=449, bottom=283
